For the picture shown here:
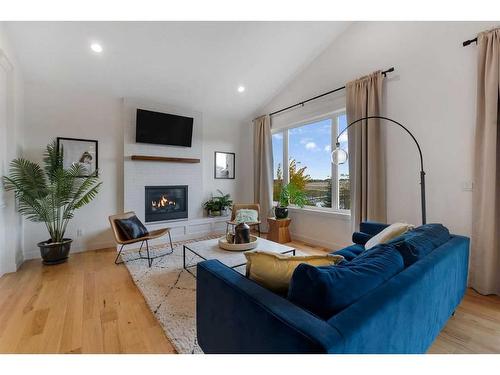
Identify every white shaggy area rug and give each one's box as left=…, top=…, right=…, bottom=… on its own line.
left=121, top=234, right=232, bottom=354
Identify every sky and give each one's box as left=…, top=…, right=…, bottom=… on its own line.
left=272, top=114, right=349, bottom=180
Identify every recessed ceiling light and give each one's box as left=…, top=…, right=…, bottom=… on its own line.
left=237, top=85, right=245, bottom=93
left=90, top=43, right=103, bottom=53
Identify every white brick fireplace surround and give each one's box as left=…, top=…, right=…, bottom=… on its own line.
left=123, top=98, right=228, bottom=243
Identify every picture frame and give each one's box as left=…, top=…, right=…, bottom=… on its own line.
left=214, top=151, right=235, bottom=179
left=57, top=137, right=98, bottom=177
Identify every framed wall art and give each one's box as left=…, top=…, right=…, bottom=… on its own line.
left=214, top=151, right=235, bottom=179
left=57, top=137, right=98, bottom=177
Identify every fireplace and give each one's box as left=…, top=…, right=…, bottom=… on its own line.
left=145, top=185, right=188, bottom=222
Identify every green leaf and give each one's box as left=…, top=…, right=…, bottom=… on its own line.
left=44, top=140, right=64, bottom=183
left=73, top=182, right=102, bottom=209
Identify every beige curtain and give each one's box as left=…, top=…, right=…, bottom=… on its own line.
left=471, top=28, right=500, bottom=296
left=253, top=115, right=273, bottom=231
left=346, top=70, right=386, bottom=231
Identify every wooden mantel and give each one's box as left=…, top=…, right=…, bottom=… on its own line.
left=131, top=155, right=200, bottom=163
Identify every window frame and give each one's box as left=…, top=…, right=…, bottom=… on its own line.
left=272, top=108, right=350, bottom=216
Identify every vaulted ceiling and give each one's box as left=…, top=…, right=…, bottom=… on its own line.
left=6, top=21, right=350, bottom=119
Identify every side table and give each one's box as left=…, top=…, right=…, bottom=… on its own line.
left=267, top=217, right=292, bottom=244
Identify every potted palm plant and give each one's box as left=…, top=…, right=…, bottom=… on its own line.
left=2, top=140, right=101, bottom=265
left=275, top=182, right=308, bottom=219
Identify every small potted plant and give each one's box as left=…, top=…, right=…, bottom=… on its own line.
left=2, top=140, right=101, bottom=265
left=216, top=190, right=233, bottom=216
left=203, top=190, right=233, bottom=217
left=204, top=199, right=221, bottom=217
left=275, top=183, right=307, bottom=219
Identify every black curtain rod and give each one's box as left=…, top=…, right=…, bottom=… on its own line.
left=269, top=67, right=395, bottom=117
left=463, top=37, right=478, bottom=47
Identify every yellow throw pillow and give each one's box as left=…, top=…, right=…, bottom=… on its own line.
left=364, top=222, right=414, bottom=250
left=244, top=251, right=344, bottom=294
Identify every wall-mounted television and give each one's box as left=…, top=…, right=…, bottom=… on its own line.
left=135, top=109, right=193, bottom=147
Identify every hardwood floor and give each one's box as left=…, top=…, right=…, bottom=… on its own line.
left=0, top=238, right=499, bottom=354
left=428, top=289, right=500, bottom=353
left=0, top=248, right=175, bottom=353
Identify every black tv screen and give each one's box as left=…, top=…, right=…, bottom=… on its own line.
left=136, top=109, right=193, bottom=147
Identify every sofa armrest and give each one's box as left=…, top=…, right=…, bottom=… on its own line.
left=359, top=221, right=389, bottom=236
left=196, top=260, right=343, bottom=353
left=326, top=235, right=470, bottom=353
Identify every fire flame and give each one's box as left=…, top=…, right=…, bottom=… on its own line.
left=151, top=195, right=176, bottom=208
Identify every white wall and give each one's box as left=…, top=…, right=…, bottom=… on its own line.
left=21, top=83, right=252, bottom=259
left=22, top=83, right=124, bottom=259
left=202, top=113, right=253, bottom=205
left=0, top=23, right=24, bottom=276
left=259, top=21, right=498, bottom=249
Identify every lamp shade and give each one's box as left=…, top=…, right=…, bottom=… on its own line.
left=331, top=145, right=348, bottom=165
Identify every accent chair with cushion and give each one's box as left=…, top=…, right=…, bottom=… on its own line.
left=196, top=221, right=470, bottom=353
left=109, top=211, right=173, bottom=267
left=226, top=203, right=261, bottom=236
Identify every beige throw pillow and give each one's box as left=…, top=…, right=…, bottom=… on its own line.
left=245, top=251, right=344, bottom=294
left=364, top=222, right=414, bottom=250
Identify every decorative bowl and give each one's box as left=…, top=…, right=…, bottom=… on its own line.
left=218, top=235, right=259, bottom=251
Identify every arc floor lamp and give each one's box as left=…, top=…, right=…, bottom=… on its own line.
left=331, top=115, right=427, bottom=225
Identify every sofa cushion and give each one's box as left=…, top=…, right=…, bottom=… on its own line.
left=388, top=223, right=450, bottom=267
left=352, top=232, right=373, bottom=245
left=331, top=244, right=364, bottom=261
left=359, top=222, right=389, bottom=236
left=288, top=244, right=404, bottom=319
left=365, top=222, right=414, bottom=250
left=244, top=251, right=344, bottom=295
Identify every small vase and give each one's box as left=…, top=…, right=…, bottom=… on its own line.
left=275, top=206, right=288, bottom=219
left=235, top=223, right=250, bottom=244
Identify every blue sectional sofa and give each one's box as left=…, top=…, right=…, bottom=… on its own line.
left=196, top=222, right=470, bottom=353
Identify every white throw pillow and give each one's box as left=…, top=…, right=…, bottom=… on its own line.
left=364, top=222, right=414, bottom=250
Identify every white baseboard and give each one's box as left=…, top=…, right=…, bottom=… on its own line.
left=290, top=232, right=347, bottom=252
left=21, top=230, right=345, bottom=260
left=129, top=229, right=224, bottom=249
left=22, top=240, right=116, bottom=261
left=22, top=216, right=229, bottom=260
left=15, top=255, right=24, bottom=270
left=22, top=230, right=225, bottom=260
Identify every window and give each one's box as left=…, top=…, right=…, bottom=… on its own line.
left=272, top=132, right=284, bottom=202
left=272, top=111, right=350, bottom=213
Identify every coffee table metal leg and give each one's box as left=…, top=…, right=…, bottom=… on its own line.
left=183, top=245, right=210, bottom=278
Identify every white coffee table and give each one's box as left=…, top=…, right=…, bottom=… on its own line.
left=183, top=236, right=295, bottom=277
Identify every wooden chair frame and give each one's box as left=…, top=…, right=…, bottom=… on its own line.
left=109, top=211, right=174, bottom=267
